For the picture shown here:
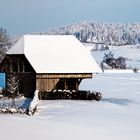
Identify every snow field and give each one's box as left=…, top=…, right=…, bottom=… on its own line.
left=1, top=73, right=140, bottom=140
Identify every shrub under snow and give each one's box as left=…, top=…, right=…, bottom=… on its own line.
left=27, top=90, right=39, bottom=116
left=0, top=107, right=27, bottom=114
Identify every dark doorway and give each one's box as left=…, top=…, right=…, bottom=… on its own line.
left=55, top=78, right=80, bottom=90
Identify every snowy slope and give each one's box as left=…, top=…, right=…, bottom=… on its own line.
left=86, top=44, right=140, bottom=69
left=0, top=73, right=140, bottom=140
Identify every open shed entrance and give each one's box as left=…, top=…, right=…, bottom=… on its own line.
left=55, top=78, right=82, bottom=91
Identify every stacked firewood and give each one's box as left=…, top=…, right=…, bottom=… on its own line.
left=39, top=90, right=102, bottom=101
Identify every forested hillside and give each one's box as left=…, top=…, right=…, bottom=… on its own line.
left=45, top=21, right=140, bottom=46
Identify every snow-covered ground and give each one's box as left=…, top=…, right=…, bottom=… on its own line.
left=0, top=73, right=140, bottom=140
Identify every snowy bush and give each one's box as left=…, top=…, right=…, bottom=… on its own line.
left=0, top=87, right=3, bottom=94
left=0, top=88, right=4, bottom=99
left=133, top=67, right=139, bottom=73
left=102, top=51, right=126, bottom=69
left=8, top=108, right=17, bottom=114
left=0, top=106, right=27, bottom=114
left=0, top=95, right=29, bottom=115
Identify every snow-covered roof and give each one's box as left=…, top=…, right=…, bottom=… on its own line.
left=7, top=35, right=102, bottom=73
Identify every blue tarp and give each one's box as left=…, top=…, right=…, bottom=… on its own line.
left=0, top=73, right=6, bottom=88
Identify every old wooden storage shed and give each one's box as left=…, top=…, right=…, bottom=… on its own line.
left=0, top=35, right=102, bottom=97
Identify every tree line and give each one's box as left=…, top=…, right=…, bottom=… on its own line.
left=46, top=21, right=140, bottom=46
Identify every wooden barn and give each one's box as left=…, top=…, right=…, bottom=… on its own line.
left=0, top=35, right=102, bottom=97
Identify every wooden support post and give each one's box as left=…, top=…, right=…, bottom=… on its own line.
left=64, top=80, right=67, bottom=90
left=10, top=61, right=13, bottom=72
left=76, top=79, right=79, bottom=91
left=5, top=64, right=8, bottom=72
left=17, top=61, right=20, bottom=72
left=22, top=62, right=25, bottom=72
left=78, top=79, right=82, bottom=85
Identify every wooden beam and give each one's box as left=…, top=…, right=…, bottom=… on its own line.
left=36, top=73, right=92, bottom=79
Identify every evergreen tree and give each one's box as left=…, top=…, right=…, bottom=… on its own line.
left=7, top=74, right=20, bottom=107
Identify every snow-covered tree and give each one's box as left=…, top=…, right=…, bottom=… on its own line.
left=102, top=52, right=126, bottom=69
left=7, top=74, right=20, bottom=106
left=12, top=21, right=140, bottom=47
left=45, top=21, right=140, bottom=46
left=0, top=27, right=11, bottom=60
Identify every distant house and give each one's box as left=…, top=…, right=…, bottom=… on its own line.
left=0, top=35, right=102, bottom=97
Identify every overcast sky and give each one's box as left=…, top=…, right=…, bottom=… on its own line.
left=0, top=0, right=140, bottom=35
